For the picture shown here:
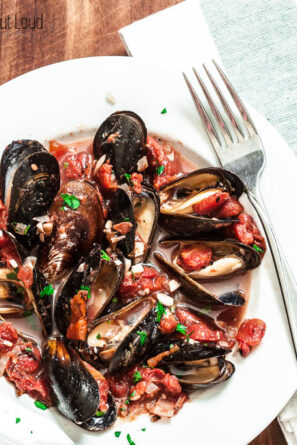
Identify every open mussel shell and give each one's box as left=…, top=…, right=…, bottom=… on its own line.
left=38, top=180, right=104, bottom=282
left=43, top=336, right=99, bottom=423
left=155, top=252, right=246, bottom=307
left=80, top=296, right=158, bottom=370
left=93, top=111, right=147, bottom=181
left=108, top=184, right=159, bottom=263
left=0, top=268, right=27, bottom=315
left=159, top=167, right=244, bottom=236
left=1, top=140, right=60, bottom=250
left=80, top=393, right=117, bottom=432
left=167, top=357, right=235, bottom=389
left=55, top=243, right=102, bottom=336
left=161, top=238, right=260, bottom=282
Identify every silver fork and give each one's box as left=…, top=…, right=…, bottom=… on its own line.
left=183, top=60, right=297, bottom=357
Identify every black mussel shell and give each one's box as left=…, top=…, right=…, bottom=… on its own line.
left=1, top=140, right=60, bottom=250
left=93, top=111, right=147, bottom=181
left=107, top=187, right=136, bottom=257
left=43, top=337, right=99, bottom=423
left=109, top=306, right=161, bottom=375
left=80, top=393, right=117, bottom=431
left=31, top=266, right=53, bottom=336
left=0, top=268, right=27, bottom=315
left=154, top=252, right=246, bottom=307
left=149, top=341, right=231, bottom=365
left=160, top=238, right=261, bottom=282
left=159, top=167, right=244, bottom=236
left=55, top=243, right=101, bottom=336
left=38, top=180, right=104, bottom=282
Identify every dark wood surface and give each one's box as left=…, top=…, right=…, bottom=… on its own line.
left=0, top=1, right=287, bottom=444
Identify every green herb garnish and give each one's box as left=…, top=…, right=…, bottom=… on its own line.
left=186, top=331, right=194, bottom=343
left=26, top=347, right=32, bottom=352
left=101, top=250, right=110, bottom=261
left=133, top=370, right=142, bottom=383
left=137, top=331, right=147, bottom=346
left=127, top=433, right=135, bottom=445
left=156, top=165, right=165, bottom=175
left=124, top=173, right=132, bottom=185
left=115, top=431, right=122, bottom=438
left=63, top=162, right=69, bottom=169
left=80, top=285, right=91, bottom=298
left=40, top=284, right=54, bottom=298
left=253, top=244, right=263, bottom=253
left=119, top=407, right=127, bottom=411
left=155, top=301, right=165, bottom=322
left=15, top=417, right=21, bottom=424
left=176, top=323, right=187, bottom=335
left=96, top=333, right=101, bottom=340
left=125, top=391, right=136, bottom=405
left=34, top=400, right=48, bottom=410
left=6, top=272, right=19, bottom=281
left=112, top=297, right=118, bottom=303
left=141, top=428, right=146, bottom=432
left=161, top=108, right=167, bottom=114
left=24, top=225, right=30, bottom=235
left=131, top=271, right=136, bottom=282
left=61, top=193, right=80, bottom=210
left=123, top=217, right=130, bottom=222
left=95, top=410, right=105, bottom=417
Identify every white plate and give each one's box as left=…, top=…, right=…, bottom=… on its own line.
left=0, top=57, right=296, bottom=445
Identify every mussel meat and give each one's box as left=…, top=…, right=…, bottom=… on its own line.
left=93, top=111, right=147, bottom=181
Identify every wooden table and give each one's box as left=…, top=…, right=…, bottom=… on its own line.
left=0, top=1, right=287, bottom=443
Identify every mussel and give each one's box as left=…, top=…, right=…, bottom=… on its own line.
left=107, top=184, right=159, bottom=263
left=160, top=238, right=260, bottom=282
left=93, top=111, right=147, bottom=182
left=155, top=251, right=246, bottom=307
left=78, top=296, right=160, bottom=373
left=159, top=167, right=244, bottom=236
left=38, top=180, right=104, bottom=282
left=1, top=140, right=60, bottom=249
left=0, top=267, right=28, bottom=315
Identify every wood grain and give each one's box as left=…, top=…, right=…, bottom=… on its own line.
left=0, top=1, right=287, bottom=444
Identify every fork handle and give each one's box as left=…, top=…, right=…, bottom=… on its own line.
left=248, top=189, right=297, bottom=357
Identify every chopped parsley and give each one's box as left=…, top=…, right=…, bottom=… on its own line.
left=127, top=433, right=135, bottom=445
left=26, top=347, right=32, bottom=352
left=101, top=250, right=110, bottom=261
left=123, top=217, right=130, bottom=222
left=141, top=428, right=146, bottom=432
left=161, top=108, right=167, bottom=114
left=155, top=301, right=165, bottom=322
left=176, top=323, right=187, bottom=335
left=34, top=400, right=48, bottom=410
left=253, top=244, right=263, bottom=253
left=24, top=225, right=30, bottom=235
left=95, top=410, right=105, bottom=417
left=170, top=343, right=174, bottom=349
left=199, top=305, right=212, bottom=315
left=137, top=331, right=147, bottom=346
left=115, top=431, right=121, bottom=438
left=186, top=331, right=194, bottom=342
left=63, top=162, right=69, bottom=169
left=119, top=407, right=127, bottom=411
left=131, top=271, right=136, bottom=282
left=124, top=173, right=132, bottom=185
left=80, top=285, right=91, bottom=298
left=133, top=370, right=142, bottom=383
left=156, top=165, right=165, bottom=176
left=112, top=297, right=118, bottom=303
left=61, top=193, right=80, bottom=210
left=125, top=391, right=136, bottom=405
left=96, top=333, right=101, bottom=339
left=6, top=272, right=19, bottom=281
left=40, top=284, right=54, bottom=298
left=15, top=417, right=21, bottom=424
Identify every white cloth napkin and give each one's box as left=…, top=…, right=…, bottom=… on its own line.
left=119, top=1, right=297, bottom=443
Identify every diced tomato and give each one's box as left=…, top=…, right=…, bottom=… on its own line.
left=175, top=307, right=222, bottom=341
left=192, top=191, right=229, bottom=216
left=0, top=322, right=18, bottom=352
left=146, top=136, right=182, bottom=190
left=17, top=265, right=33, bottom=288
left=0, top=200, right=8, bottom=231
left=213, top=196, right=244, bottom=219
left=49, top=140, right=69, bottom=159
left=141, top=266, right=159, bottom=279
left=159, top=311, right=178, bottom=334
left=96, top=161, right=118, bottom=192
left=16, top=345, right=41, bottom=373
left=131, top=173, right=143, bottom=194
left=113, top=221, right=133, bottom=235
left=0, top=230, right=9, bottom=249
left=83, top=362, right=110, bottom=412
left=119, top=266, right=168, bottom=301
left=118, top=274, right=138, bottom=297
left=107, top=374, right=130, bottom=398
left=236, top=318, right=266, bottom=357
left=162, top=374, right=181, bottom=397
left=226, top=213, right=265, bottom=252
left=63, top=152, right=92, bottom=181
left=0, top=200, right=5, bottom=211
left=66, top=291, right=88, bottom=341
left=0, top=243, right=20, bottom=268
left=177, top=243, right=213, bottom=272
